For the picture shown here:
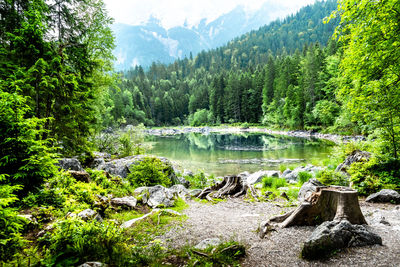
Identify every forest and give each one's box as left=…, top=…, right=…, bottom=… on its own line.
left=1, top=0, right=400, bottom=265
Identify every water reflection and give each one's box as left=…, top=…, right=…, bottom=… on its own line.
left=147, top=133, right=332, bottom=176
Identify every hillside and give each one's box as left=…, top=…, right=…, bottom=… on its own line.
left=112, top=2, right=300, bottom=70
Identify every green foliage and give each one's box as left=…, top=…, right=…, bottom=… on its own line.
left=40, top=218, right=131, bottom=266
left=334, top=0, right=400, bottom=158
left=262, top=176, right=287, bottom=189
left=118, top=125, right=147, bottom=157
left=298, top=171, right=313, bottom=185
left=0, top=175, right=26, bottom=263
left=0, top=90, right=58, bottom=196
left=348, top=157, right=400, bottom=196
left=176, top=241, right=246, bottom=267
left=186, top=172, right=208, bottom=189
left=127, top=157, right=174, bottom=188
left=189, top=109, right=213, bottom=126
left=316, top=169, right=349, bottom=187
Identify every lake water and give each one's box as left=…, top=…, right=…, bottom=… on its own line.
left=147, top=132, right=333, bottom=176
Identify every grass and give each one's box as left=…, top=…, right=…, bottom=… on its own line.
left=166, top=240, right=246, bottom=267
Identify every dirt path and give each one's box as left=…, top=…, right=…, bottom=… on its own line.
left=162, top=199, right=400, bottom=266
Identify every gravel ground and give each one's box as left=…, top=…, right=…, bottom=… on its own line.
left=162, top=199, right=400, bottom=266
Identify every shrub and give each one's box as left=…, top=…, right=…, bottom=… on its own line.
left=127, top=157, right=173, bottom=188
left=40, top=218, right=130, bottom=266
left=0, top=175, right=26, bottom=263
left=0, top=90, right=58, bottom=197
left=262, top=176, right=287, bottom=189
left=186, top=172, right=208, bottom=189
left=298, top=172, right=313, bottom=185
left=316, top=169, right=349, bottom=187
left=348, top=157, right=400, bottom=195
left=119, top=124, right=147, bottom=157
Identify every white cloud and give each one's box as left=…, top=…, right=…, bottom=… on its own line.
left=103, top=0, right=316, bottom=28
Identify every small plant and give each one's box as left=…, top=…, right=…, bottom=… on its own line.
left=298, top=171, right=312, bottom=185
left=127, top=157, right=174, bottom=188
left=316, top=169, right=349, bottom=187
left=262, top=176, right=287, bottom=189
left=119, top=124, right=147, bottom=157
left=186, top=171, right=208, bottom=189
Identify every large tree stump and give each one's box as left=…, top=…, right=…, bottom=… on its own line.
left=269, top=187, right=367, bottom=228
left=198, top=175, right=256, bottom=201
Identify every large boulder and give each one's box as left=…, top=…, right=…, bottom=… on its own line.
left=169, top=184, right=190, bottom=199
left=78, top=209, right=102, bottom=222
left=134, top=185, right=178, bottom=208
left=247, top=170, right=279, bottom=185
left=111, top=196, right=137, bottom=209
left=58, top=158, right=83, bottom=171
left=68, top=170, right=91, bottom=183
left=298, top=179, right=324, bottom=202
left=335, top=150, right=371, bottom=173
left=301, top=220, right=382, bottom=260
left=366, top=189, right=400, bottom=204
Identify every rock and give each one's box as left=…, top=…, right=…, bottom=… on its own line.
left=134, top=185, right=176, bottom=208
left=280, top=192, right=289, bottom=200
left=176, top=176, right=190, bottom=188
left=189, top=189, right=203, bottom=197
left=18, top=214, right=38, bottom=224
left=366, top=189, right=400, bottom=204
left=247, top=170, right=279, bottom=185
left=93, top=151, right=111, bottom=159
left=78, top=209, right=102, bottom=222
left=282, top=169, right=292, bottom=177
left=68, top=170, right=91, bottom=183
left=194, top=238, right=222, bottom=250
left=301, top=220, right=382, bottom=260
left=77, top=262, right=108, bottom=267
left=111, top=196, right=137, bottom=209
left=265, top=191, right=273, bottom=198
left=169, top=184, right=190, bottom=199
left=183, top=170, right=194, bottom=177
left=335, top=150, right=371, bottom=173
left=36, top=223, right=55, bottom=238
left=298, top=179, right=324, bottom=202
left=91, top=157, right=105, bottom=169
left=58, top=158, right=83, bottom=171
left=121, top=209, right=181, bottom=228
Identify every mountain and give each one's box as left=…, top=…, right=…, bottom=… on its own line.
left=112, top=2, right=297, bottom=70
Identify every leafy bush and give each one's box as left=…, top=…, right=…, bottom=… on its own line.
left=0, top=175, right=26, bottom=263
left=119, top=125, right=147, bottom=157
left=189, top=109, right=213, bottom=126
left=316, top=169, right=349, bottom=186
left=298, top=171, right=313, bottom=185
left=127, top=157, right=173, bottom=188
left=0, top=90, right=58, bottom=196
left=40, top=218, right=131, bottom=266
left=186, top=172, right=208, bottom=189
left=349, top=157, right=400, bottom=195
left=262, top=176, right=287, bottom=189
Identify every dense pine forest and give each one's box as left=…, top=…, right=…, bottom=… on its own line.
left=1, top=0, right=400, bottom=265
left=103, top=1, right=342, bottom=130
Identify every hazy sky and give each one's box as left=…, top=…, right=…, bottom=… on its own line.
left=103, top=0, right=316, bottom=28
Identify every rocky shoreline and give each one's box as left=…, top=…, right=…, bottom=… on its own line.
left=145, top=126, right=366, bottom=144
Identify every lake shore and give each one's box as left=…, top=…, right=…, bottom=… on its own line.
left=145, top=126, right=365, bottom=144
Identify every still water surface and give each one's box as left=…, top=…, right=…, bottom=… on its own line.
left=147, top=132, right=333, bottom=176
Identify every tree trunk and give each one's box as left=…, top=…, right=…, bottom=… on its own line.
left=269, top=187, right=367, bottom=228
left=198, top=175, right=256, bottom=200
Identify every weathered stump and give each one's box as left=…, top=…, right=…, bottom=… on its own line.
left=270, top=187, right=366, bottom=228
left=198, top=175, right=256, bottom=201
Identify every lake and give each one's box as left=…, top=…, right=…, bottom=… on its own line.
left=147, top=132, right=333, bottom=176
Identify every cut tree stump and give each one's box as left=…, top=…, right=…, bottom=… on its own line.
left=198, top=175, right=257, bottom=200
left=268, top=186, right=367, bottom=228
